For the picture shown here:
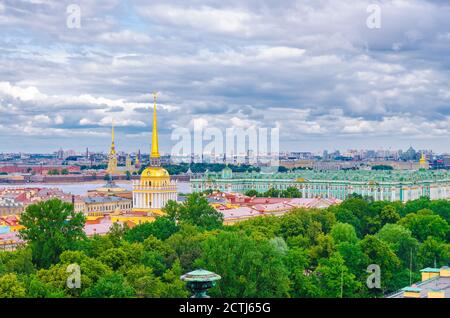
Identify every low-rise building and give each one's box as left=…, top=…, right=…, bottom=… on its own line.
left=212, top=193, right=341, bottom=224
left=0, top=198, right=24, bottom=216
left=83, top=196, right=132, bottom=216
left=387, top=266, right=450, bottom=298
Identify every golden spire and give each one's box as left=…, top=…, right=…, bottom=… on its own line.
left=110, top=119, right=116, bottom=155
left=150, top=92, right=160, bottom=159
left=419, top=152, right=426, bottom=164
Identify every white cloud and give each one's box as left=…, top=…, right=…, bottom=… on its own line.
left=97, top=30, right=152, bottom=44
left=141, top=5, right=258, bottom=36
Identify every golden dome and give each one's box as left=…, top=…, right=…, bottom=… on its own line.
left=141, top=166, right=170, bottom=178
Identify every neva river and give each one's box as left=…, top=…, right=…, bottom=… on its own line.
left=0, top=181, right=192, bottom=196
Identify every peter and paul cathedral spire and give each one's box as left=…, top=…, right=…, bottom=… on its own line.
left=110, top=119, right=116, bottom=155
left=107, top=119, right=118, bottom=174
left=150, top=92, right=161, bottom=167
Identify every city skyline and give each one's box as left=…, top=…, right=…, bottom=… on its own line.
left=1, top=1, right=450, bottom=153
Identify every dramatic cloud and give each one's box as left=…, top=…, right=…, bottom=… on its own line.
left=0, top=0, right=449, bottom=153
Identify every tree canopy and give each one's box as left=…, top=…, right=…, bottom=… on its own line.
left=0, top=195, right=448, bottom=298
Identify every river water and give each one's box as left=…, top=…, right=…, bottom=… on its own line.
left=0, top=181, right=192, bottom=195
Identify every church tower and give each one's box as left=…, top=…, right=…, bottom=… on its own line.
left=132, top=93, right=177, bottom=215
left=126, top=154, right=132, bottom=170
left=419, top=152, right=428, bottom=170
left=106, top=120, right=118, bottom=175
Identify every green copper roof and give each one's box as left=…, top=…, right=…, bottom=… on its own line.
left=180, top=269, right=221, bottom=282
left=402, top=287, right=422, bottom=292
left=192, top=169, right=449, bottom=183
left=420, top=267, right=440, bottom=273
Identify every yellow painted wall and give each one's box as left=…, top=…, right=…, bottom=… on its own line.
left=428, top=291, right=445, bottom=298
left=111, top=215, right=155, bottom=225
left=403, top=291, right=421, bottom=298
left=421, top=272, right=439, bottom=281
left=439, top=268, right=450, bottom=277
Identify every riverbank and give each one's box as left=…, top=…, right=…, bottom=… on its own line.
left=0, top=181, right=191, bottom=195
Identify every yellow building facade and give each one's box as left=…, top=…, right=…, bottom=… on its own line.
left=132, top=93, right=177, bottom=216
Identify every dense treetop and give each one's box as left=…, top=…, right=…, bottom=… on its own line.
left=0, top=195, right=448, bottom=298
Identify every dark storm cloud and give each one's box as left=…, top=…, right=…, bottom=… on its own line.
left=0, top=0, right=449, bottom=152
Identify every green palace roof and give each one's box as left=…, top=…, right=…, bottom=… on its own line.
left=192, top=169, right=449, bottom=183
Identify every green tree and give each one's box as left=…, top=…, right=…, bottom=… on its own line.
left=329, top=206, right=362, bottom=238
left=376, top=224, right=419, bottom=267
left=124, top=217, right=178, bottom=242
left=19, top=199, right=86, bottom=268
left=417, top=237, right=450, bottom=269
left=402, top=197, right=431, bottom=216
left=99, top=247, right=129, bottom=270
left=108, top=222, right=129, bottom=247
left=281, top=187, right=302, bottom=198
left=308, top=233, right=335, bottom=267
left=278, top=208, right=335, bottom=245
left=244, top=189, right=259, bottom=197
left=123, top=265, right=163, bottom=298
left=379, top=205, right=401, bottom=226
left=330, top=223, right=358, bottom=244
left=336, top=242, right=368, bottom=279
left=125, top=171, right=132, bottom=180
left=429, top=200, right=450, bottom=223
left=160, top=260, right=189, bottom=298
left=264, top=188, right=281, bottom=198
left=195, top=231, right=290, bottom=297
left=165, top=224, right=211, bottom=271
left=0, top=247, right=35, bottom=275
left=339, top=198, right=373, bottom=236
left=399, top=209, right=449, bottom=242
left=314, top=252, right=362, bottom=298
left=35, top=250, right=111, bottom=296
left=234, top=215, right=281, bottom=240
left=163, top=193, right=223, bottom=230
left=359, top=235, right=401, bottom=292
left=0, top=273, right=26, bottom=298
left=284, top=247, right=320, bottom=297
left=82, top=273, right=135, bottom=298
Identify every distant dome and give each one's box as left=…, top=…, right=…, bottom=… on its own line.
left=141, top=166, right=169, bottom=178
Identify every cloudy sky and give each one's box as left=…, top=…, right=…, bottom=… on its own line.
left=0, top=0, right=449, bottom=154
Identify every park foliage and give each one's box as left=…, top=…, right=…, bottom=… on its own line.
left=0, top=194, right=448, bottom=298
